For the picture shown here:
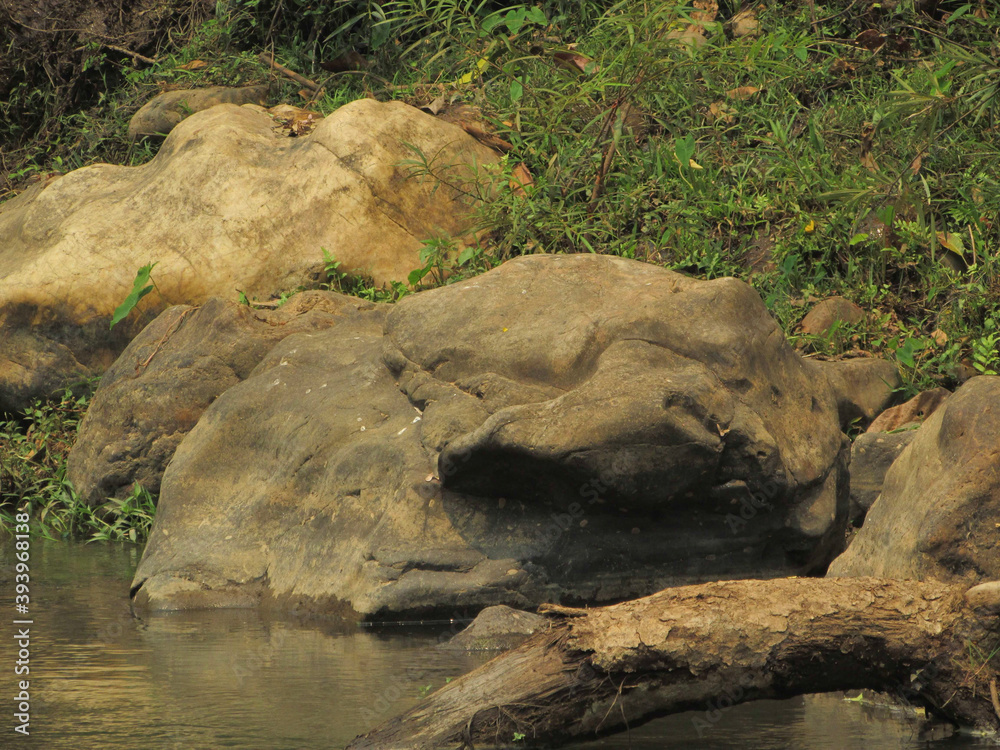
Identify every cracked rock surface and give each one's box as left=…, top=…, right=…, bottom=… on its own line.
left=127, top=255, right=856, bottom=619
left=0, top=98, right=495, bottom=412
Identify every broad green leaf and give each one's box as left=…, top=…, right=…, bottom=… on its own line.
left=674, top=134, right=695, bottom=166
left=510, top=76, right=523, bottom=102
left=526, top=7, right=548, bottom=26
left=109, top=262, right=157, bottom=329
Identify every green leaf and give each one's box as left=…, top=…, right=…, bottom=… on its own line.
left=510, top=76, right=523, bottom=102
left=526, top=7, right=548, bottom=26
left=109, top=263, right=157, bottom=329
left=408, top=266, right=431, bottom=286
left=848, top=233, right=869, bottom=246
left=481, top=14, right=503, bottom=33
left=457, top=246, right=477, bottom=265
left=794, top=46, right=808, bottom=62
left=674, top=134, right=695, bottom=166
left=504, top=8, right=524, bottom=34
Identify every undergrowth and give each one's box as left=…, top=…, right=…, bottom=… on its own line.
left=0, top=387, right=155, bottom=543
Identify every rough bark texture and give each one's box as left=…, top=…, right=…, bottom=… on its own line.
left=350, top=577, right=1000, bottom=748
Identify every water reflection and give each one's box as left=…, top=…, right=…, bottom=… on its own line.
left=0, top=540, right=993, bottom=749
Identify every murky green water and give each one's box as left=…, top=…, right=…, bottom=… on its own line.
left=0, top=540, right=993, bottom=748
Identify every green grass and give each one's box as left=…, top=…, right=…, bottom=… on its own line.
left=0, top=386, right=155, bottom=543
left=1, top=0, right=999, bottom=538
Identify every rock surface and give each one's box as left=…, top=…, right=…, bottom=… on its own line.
left=798, top=296, right=864, bottom=337
left=867, top=386, right=950, bottom=433
left=0, top=98, right=497, bottom=412
left=847, top=429, right=918, bottom=524
left=130, top=254, right=852, bottom=618
left=127, top=85, right=270, bottom=139
left=809, top=357, right=899, bottom=429
left=829, top=376, right=1000, bottom=581
left=67, top=292, right=373, bottom=505
left=444, top=605, right=548, bottom=651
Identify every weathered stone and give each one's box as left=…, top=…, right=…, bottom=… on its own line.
left=130, top=254, right=850, bottom=618
left=829, top=376, right=1000, bottom=581
left=0, top=98, right=497, bottom=412
left=809, top=357, right=900, bottom=429
left=867, top=386, right=950, bottom=433
left=847, top=429, right=918, bottom=524
left=127, top=85, right=270, bottom=139
left=444, top=605, right=548, bottom=651
left=66, top=292, right=373, bottom=505
left=798, top=296, right=864, bottom=337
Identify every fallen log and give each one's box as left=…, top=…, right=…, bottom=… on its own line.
left=349, top=577, right=1000, bottom=748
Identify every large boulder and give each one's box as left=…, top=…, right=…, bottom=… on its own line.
left=130, top=254, right=852, bottom=618
left=0, top=98, right=497, bottom=412
left=847, top=429, right=918, bottom=525
left=66, top=292, right=377, bottom=505
left=127, top=85, right=270, bottom=139
left=829, top=376, right=1000, bottom=581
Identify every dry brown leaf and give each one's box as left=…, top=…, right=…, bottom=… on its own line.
left=708, top=101, right=736, bottom=124
left=178, top=59, right=208, bottom=71
left=420, top=95, right=447, bottom=115
left=855, top=29, right=885, bottom=51
left=931, top=329, right=949, bottom=347
left=268, top=104, right=323, bottom=137
left=436, top=104, right=514, bottom=153
left=730, top=7, right=760, bottom=38
left=510, top=162, right=533, bottom=197
left=553, top=51, right=597, bottom=75
left=831, top=59, right=856, bottom=77
left=726, top=86, right=760, bottom=100
left=910, top=154, right=922, bottom=176
left=859, top=122, right=878, bottom=173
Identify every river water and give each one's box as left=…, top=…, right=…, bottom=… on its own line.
left=0, top=540, right=993, bottom=749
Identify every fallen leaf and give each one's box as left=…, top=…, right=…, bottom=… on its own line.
left=804, top=219, right=816, bottom=233
left=855, top=29, right=885, bottom=51
left=510, top=162, right=533, bottom=196
left=936, top=231, right=966, bottom=256
left=831, top=59, right=856, bottom=76
left=553, top=51, right=598, bottom=74
left=726, top=86, right=760, bottom=100
left=707, top=101, right=736, bottom=124
left=910, top=153, right=922, bottom=176
left=859, top=122, right=878, bottom=173
left=931, top=329, right=949, bottom=347
left=178, top=59, right=208, bottom=71
left=420, top=95, right=447, bottom=115
left=729, top=7, right=760, bottom=37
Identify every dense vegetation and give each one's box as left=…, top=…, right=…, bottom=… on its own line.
left=1, top=0, right=998, bottom=539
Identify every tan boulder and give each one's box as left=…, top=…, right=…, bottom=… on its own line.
left=829, top=376, right=1000, bottom=581
left=0, top=98, right=498, bottom=411
left=867, top=386, right=950, bottom=433
left=798, top=296, right=864, bottom=337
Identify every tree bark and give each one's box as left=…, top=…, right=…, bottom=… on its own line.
left=349, top=577, right=1000, bottom=748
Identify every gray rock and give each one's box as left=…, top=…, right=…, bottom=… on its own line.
left=130, top=254, right=850, bottom=618
left=829, top=376, right=1000, bottom=581
left=127, top=85, right=270, bottom=139
left=67, top=292, right=374, bottom=505
left=809, top=358, right=900, bottom=430
left=847, top=429, right=918, bottom=524
left=444, top=605, right=548, bottom=651
left=798, top=296, right=864, bottom=337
